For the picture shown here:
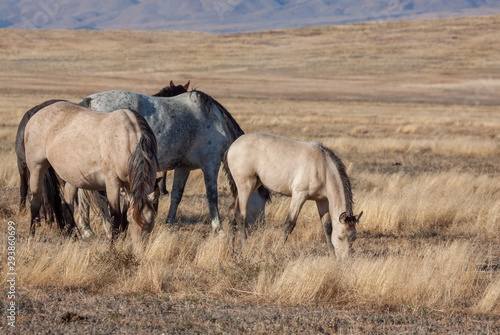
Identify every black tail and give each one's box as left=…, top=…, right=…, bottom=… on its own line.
left=44, top=167, right=75, bottom=235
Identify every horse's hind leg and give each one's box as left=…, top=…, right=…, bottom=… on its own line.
left=232, top=179, right=259, bottom=248
left=201, top=162, right=222, bottom=233
left=166, top=168, right=190, bottom=225
left=228, top=195, right=245, bottom=250
left=277, top=193, right=307, bottom=249
left=62, top=183, right=78, bottom=236
left=316, top=200, right=334, bottom=254
left=28, top=162, right=49, bottom=236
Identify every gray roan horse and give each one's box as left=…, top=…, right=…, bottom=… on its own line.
left=79, top=89, right=270, bottom=233
left=24, top=101, right=159, bottom=243
left=152, top=80, right=190, bottom=195
left=227, top=132, right=362, bottom=260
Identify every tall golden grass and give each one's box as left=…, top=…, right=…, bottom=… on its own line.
left=1, top=226, right=497, bottom=314
left=357, top=171, right=500, bottom=236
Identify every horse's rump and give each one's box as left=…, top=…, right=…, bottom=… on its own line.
left=15, top=99, right=71, bottom=231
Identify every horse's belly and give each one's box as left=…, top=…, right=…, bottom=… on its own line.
left=70, top=173, right=107, bottom=190
left=49, top=158, right=107, bottom=190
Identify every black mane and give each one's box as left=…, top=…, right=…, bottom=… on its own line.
left=318, top=144, right=353, bottom=216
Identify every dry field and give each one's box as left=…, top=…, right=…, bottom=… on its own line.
left=0, top=15, right=499, bottom=333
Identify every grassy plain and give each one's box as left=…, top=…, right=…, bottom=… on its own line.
left=0, top=15, right=499, bottom=333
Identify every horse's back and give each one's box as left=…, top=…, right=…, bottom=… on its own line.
left=83, top=90, right=228, bottom=171
left=25, top=102, right=142, bottom=189
left=228, top=132, right=327, bottom=197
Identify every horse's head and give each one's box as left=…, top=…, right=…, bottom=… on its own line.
left=127, top=182, right=161, bottom=244
left=153, top=80, right=190, bottom=97
left=333, top=211, right=363, bottom=260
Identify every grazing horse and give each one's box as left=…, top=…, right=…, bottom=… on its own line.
left=79, top=90, right=270, bottom=232
left=24, top=101, right=159, bottom=243
left=15, top=99, right=75, bottom=232
left=227, top=132, right=363, bottom=260
left=153, top=80, right=190, bottom=195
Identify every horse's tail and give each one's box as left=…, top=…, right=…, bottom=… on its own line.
left=127, top=111, right=158, bottom=228
left=44, top=166, right=76, bottom=235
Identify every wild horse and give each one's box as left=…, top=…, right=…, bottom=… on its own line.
left=24, top=101, right=159, bottom=243
left=79, top=89, right=270, bottom=233
left=227, top=132, right=362, bottom=260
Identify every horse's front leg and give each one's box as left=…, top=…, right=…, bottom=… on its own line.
left=106, top=183, right=122, bottom=240
left=316, top=200, right=334, bottom=254
left=159, top=172, right=169, bottom=195
left=166, top=168, right=190, bottom=225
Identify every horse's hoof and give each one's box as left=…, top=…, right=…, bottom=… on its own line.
left=80, top=230, right=96, bottom=239
left=217, top=229, right=227, bottom=238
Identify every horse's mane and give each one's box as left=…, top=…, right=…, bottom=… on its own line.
left=127, top=110, right=159, bottom=227
left=153, top=84, right=188, bottom=97
left=190, top=90, right=271, bottom=202
left=191, top=90, right=244, bottom=141
left=318, top=144, right=353, bottom=216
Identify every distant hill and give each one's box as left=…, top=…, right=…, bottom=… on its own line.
left=2, top=0, right=500, bottom=33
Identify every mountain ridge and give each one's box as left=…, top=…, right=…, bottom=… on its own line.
left=2, top=0, right=500, bottom=33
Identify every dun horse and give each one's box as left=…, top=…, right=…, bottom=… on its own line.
left=24, top=101, right=159, bottom=243
left=79, top=89, right=270, bottom=233
left=15, top=99, right=72, bottom=232
left=227, top=132, right=362, bottom=260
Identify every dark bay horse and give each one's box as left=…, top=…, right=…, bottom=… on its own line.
left=79, top=89, right=270, bottom=233
left=227, top=132, right=362, bottom=259
left=24, top=101, right=159, bottom=242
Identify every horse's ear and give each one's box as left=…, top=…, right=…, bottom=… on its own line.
left=339, top=212, right=347, bottom=222
left=148, top=190, right=160, bottom=213
left=170, top=80, right=175, bottom=87
left=184, top=81, right=190, bottom=90
left=355, top=211, right=363, bottom=222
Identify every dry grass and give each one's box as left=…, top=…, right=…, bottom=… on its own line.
left=0, top=15, right=499, bottom=330
left=357, top=171, right=500, bottom=236
left=1, top=226, right=496, bottom=314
